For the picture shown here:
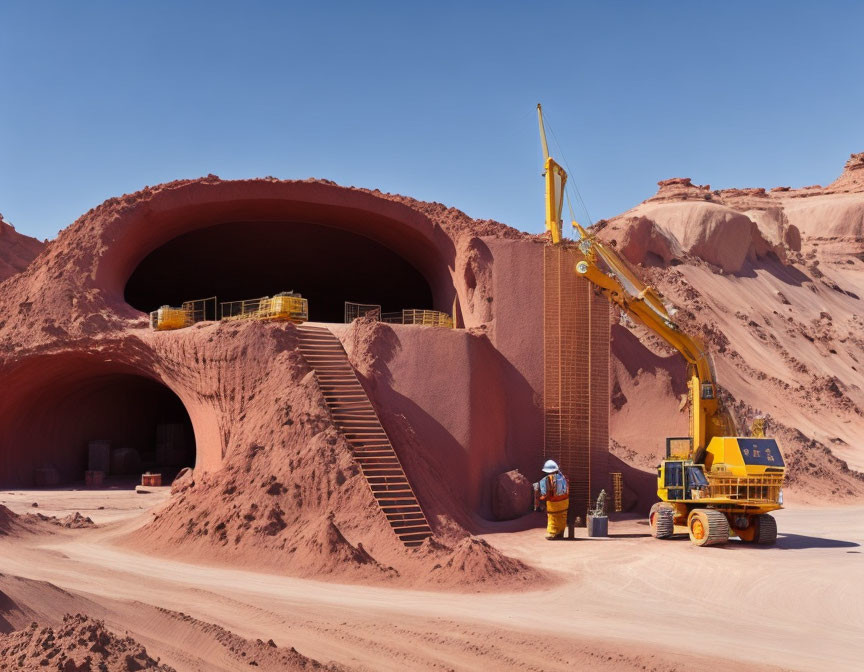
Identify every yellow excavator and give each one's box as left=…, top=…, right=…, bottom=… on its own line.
left=537, top=104, right=785, bottom=546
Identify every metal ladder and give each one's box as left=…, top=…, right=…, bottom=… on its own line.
left=296, top=325, right=433, bottom=547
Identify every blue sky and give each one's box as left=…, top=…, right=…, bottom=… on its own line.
left=1, top=1, right=862, bottom=240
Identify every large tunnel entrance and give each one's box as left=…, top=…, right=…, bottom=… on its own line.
left=0, top=361, right=195, bottom=487
left=124, top=220, right=435, bottom=322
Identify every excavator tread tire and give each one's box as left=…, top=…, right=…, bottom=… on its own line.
left=688, top=509, right=729, bottom=547
left=649, top=503, right=674, bottom=539
left=754, top=514, right=778, bottom=545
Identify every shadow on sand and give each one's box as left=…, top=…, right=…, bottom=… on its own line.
left=774, top=533, right=860, bottom=550
left=608, top=533, right=652, bottom=539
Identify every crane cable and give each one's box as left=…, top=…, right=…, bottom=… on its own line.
left=541, top=110, right=595, bottom=232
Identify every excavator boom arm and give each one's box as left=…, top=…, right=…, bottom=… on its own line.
left=574, top=235, right=728, bottom=452
left=536, top=104, right=730, bottom=452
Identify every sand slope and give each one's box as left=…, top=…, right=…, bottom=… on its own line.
left=601, top=153, right=864, bottom=506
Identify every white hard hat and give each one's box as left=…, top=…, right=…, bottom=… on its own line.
left=542, top=459, right=559, bottom=473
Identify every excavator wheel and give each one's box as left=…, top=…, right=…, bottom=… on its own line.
left=688, top=509, right=729, bottom=547
left=751, top=514, right=778, bottom=545
left=649, top=502, right=674, bottom=539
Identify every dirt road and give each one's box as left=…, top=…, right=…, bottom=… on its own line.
left=1, top=489, right=860, bottom=671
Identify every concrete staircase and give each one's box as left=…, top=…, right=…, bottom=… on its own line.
left=297, top=324, right=433, bottom=547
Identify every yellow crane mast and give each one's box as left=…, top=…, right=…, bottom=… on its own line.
left=537, top=104, right=785, bottom=546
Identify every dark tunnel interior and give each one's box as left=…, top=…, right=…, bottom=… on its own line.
left=124, top=221, right=435, bottom=322
left=0, top=373, right=196, bottom=487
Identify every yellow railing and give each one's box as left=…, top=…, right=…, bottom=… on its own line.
left=705, top=473, right=783, bottom=503
left=344, top=302, right=381, bottom=323
left=380, top=309, right=454, bottom=328
left=220, top=292, right=308, bottom=324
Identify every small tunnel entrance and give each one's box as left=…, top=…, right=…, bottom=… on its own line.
left=0, top=367, right=195, bottom=488
left=124, top=221, right=435, bottom=322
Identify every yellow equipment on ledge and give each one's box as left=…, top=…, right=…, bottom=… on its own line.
left=220, top=292, right=308, bottom=324
left=150, top=305, right=189, bottom=331
left=537, top=103, right=785, bottom=546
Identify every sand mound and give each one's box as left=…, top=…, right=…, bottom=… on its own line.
left=126, top=335, right=543, bottom=590
left=121, top=322, right=394, bottom=578
left=0, top=613, right=172, bottom=671
left=416, top=536, right=540, bottom=589
left=1, top=506, right=95, bottom=535
left=27, top=512, right=96, bottom=529
left=0, top=507, right=17, bottom=537
left=0, top=506, right=48, bottom=538
left=287, top=512, right=397, bottom=579
left=0, top=215, right=44, bottom=284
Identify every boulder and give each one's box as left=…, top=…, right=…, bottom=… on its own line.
left=492, top=470, right=533, bottom=520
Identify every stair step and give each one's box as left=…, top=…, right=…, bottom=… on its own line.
left=394, top=527, right=432, bottom=536
left=378, top=503, right=422, bottom=511
left=374, top=500, right=418, bottom=509
left=399, top=532, right=433, bottom=542
left=387, top=517, right=427, bottom=525
left=390, top=519, right=430, bottom=529
left=370, top=482, right=411, bottom=490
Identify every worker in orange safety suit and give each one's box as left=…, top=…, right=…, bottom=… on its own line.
left=534, top=460, right=570, bottom=540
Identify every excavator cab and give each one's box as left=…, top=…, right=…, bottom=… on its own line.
left=657, top=460, right=710, bottom=502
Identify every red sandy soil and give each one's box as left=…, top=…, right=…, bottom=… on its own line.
left=5, top=490, right=845, bottom=671
left=0, top=614, right=173, bottom=671
left=0, top=214, right=43, bottom=283
left=601, top=152, right=864, bottom=506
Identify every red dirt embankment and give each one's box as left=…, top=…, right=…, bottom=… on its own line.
left=127, top=320, right=544, bottom=591
left=0, top=214, right=43, bottom=284
left=601, top=152, right=864, bottom=506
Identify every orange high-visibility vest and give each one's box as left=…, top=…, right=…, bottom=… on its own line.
left=539, top=473, right=569, bottom=502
